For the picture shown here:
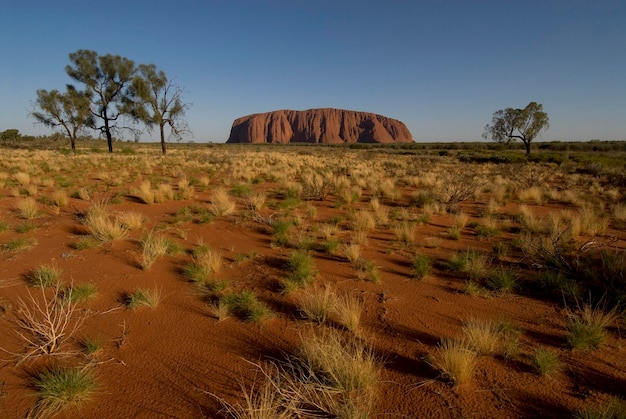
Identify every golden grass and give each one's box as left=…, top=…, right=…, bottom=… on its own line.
left=431, top=338, right=477, bottom=387
left=84, top=202, right=127, bottom=242
left=140, top=231, right=171, bottom=270
left=117, top=211, right=145, bottom=230
left=15, top=197, right=39, bottom=219
left=133, top=180, right=155, bottom=204
left=462, top=318, right=503, bottom=355
left=51, top=190, right=69, bottom=208
left=342, top=243, right=361, bottom=264
left=211, top=187, right=236, bottom=217
left=299, top=329, right=379, bottom=393
left=298, top=285, right=336, bottom=325
left=333, top=293, right=363, bottom=334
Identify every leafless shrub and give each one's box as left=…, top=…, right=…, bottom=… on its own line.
left=11, top=285, right=85, bottom=364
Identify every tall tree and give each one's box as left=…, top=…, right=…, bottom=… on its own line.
left=483, top=102, right=549, bottom=155
left=31, top=87, right=93, bottom=150
left=125, top=64, right=191, bottom=155
left=65, top=50, right=135, bottom=153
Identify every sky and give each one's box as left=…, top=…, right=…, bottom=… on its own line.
left=1, top=0, right=625, bottom=143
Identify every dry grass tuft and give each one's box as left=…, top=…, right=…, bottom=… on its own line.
left=117, top=211, right=145, bottom=230
left=83, top=202, right=127, bottom=242
left=431, top=338, right=477, bottom=387
left=211, top=187, right=236, bottom=217
left=16, top=197, right=39, bottom=219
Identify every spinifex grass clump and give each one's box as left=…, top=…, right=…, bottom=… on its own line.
left=431, top=338, right=477, bottom=387
left=566, top=304, right=617, bottom=350
left=32, top=366, right=97, bottom=417
left=28, top=265, right=63, bottom=288
left=462, top=318, right=503, bottom=355
left=412, top=253, right=432, bottom=280
left=83, top=202, right=127, bottom=242
left=184, top=243, right=222, bottom=284
left=63, top=283, right=98, bottom=304
left=16, top=197, right=39, bottom=219
left=281, top=251, right=316, bottom=292
left=125, top=288, right=161, bottom=310
left=298, top=329, right=379, bottom=393
left=532, top=347, right=561, bottom=376
left=140, top=231, right=181, bottom=270
left=210, top=187, right=236, bottom=217
left=221, top=290, right=272, bottom=323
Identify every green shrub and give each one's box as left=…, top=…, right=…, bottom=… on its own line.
left=412, top=253, right=432, bottom=280
left=28, top=265, right=63, bottom=288
left=531, top=347, right=560, bottom=376
left=32, top=366, right=97, bottom=416
left=221, top=290, right=272, bottom=323
left=486, top=268, right=518, bottom=294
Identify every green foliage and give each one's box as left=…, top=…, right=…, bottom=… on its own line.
left=532, top=348, right=560, bottom=376
left=230, top=183, right=252, bottom=198
left=31, top=87, right=93, bottom=150
left=66, top=49, right=136, bottom=152
left=574, top=397, right=626, bottom=419
left=221, top=290, right=272, bottom=323
left=63, top=283, right=98, bottom=303
left=29, top=265, right=63, bottom=288
left=2, top=237, right=37, bottom=252
left=282, top=251, right=315, bottom=291
left=125, top=288, right=161, bottom=309
left=80, top=336, right=103, bottom=355
left=32, top=366, right=97, bottom=416
left=412, top=253, right=432, bottom=280
left=483, top=102, right=549, bottom=155
left=486, top=268, right=518, bottom=294
left=124, top=63, right=190, bottom=154
left=16, top=221, right=37, bottom=233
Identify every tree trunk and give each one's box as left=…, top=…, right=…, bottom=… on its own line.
left=160, top=123, right=167, bottom=155
left=105, top=125, right=113, bottom=152
left=524, top=140, right=531, bottom=155
left=71, top=138, right=76, bottom=150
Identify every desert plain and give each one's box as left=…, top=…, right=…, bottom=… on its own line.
left=0, top=142, right=625, bottom=418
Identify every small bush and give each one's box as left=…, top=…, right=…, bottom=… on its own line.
left=462, top=318, right=503, bottom=355
left=80, top=336, right=103, bottom=355
left=210, top=187, right=236, bottom=217
left=29, top=265, right=63, bottom=288
left=298, top=285, right=336, bottom=325
left=2, top=237, right=37, bottom=252
left=532, top=347, right=561, bottom=376
left=281, top=251, right=315, bottom=292
left=32, top=366, right=97, bottom=417
left=63, top=284, right=98, bottom=304
left=486, top=268, right=518, bottom=294
left=221, top=290, right=272, bottom=323
left=566, top=304, right=617, bottom=350
left=431, top=338, right=477, bottom=387
left=298, top=329, right=379, bottom=393
left=16, top=197, right=39, bottom=219
left=574, top=397, right=626, bottom=419
left=412, top=253, right=432, bottom=280
left=126, top=288, right=161, bottom=310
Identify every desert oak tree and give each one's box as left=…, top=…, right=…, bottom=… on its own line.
left=125, top=64, right=191, bottom=155
left=31, top=87, right=93, bottom=150
left=65, top=50, right=135, bottom=153
left=483, top=102, right=549, bottom=155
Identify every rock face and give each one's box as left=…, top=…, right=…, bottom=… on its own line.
left=226, top=108, right=413, bottom=144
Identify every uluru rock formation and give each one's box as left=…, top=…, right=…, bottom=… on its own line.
left=226, top=108, right=413, bottom=144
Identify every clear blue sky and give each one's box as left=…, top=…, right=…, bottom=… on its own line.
left=1, top=0, right=624, bottom=143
